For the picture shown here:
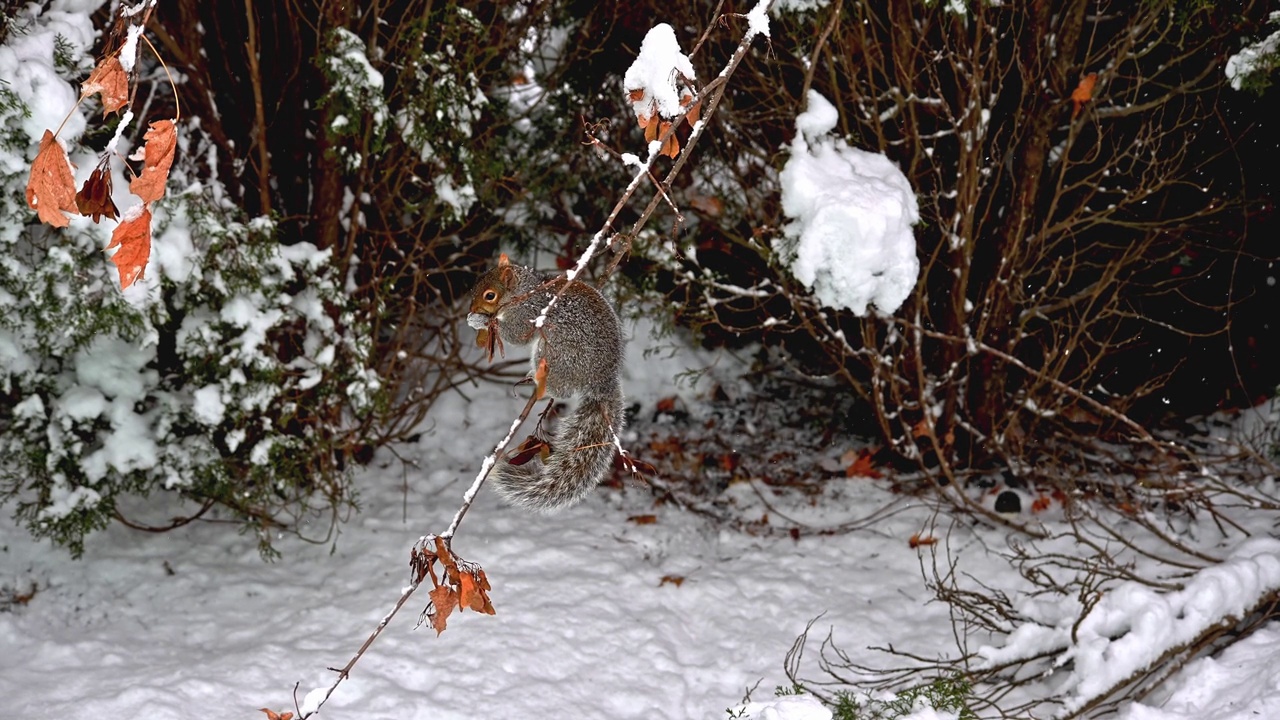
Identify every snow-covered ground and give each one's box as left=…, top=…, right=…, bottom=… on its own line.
left=3, top=328, right=1280, bottom=720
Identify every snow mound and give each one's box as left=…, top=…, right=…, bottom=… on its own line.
left=778, top=90, right=919, bottom=316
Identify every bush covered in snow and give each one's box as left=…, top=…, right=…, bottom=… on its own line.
left=0, top=2, right=382, bottom=557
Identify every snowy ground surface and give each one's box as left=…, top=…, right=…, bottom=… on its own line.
left=2, top=329, right=1279, bottom=720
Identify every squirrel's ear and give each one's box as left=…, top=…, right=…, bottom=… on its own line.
left=498, top=253, right=511, bottom=267
left=498, top=264, right=516, bottom=286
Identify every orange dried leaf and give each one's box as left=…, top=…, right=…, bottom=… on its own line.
left=1031, top=496, right=1052, bottom=513
left=1071, top=73, right=1098, bottom=118
left=106, top=206, right=152, bottom=289
left=628, top=514, right=658, bottom=525
left=129, top=119, right=177, bottom=204
left=908, top=533, right=937, bottom=549
left=459, top=572, right=494, bottom=614
left=25, top=129, right=79, bottom=228
left=661, top=132, right=680, bottom=159
left=642, top=111, right=659, bottom=143
left=533, top=357, right=549, bottom=400
left=82, top=56, right=129, bottom=116
left=628, top=88, right=646, bottom=103
left=428, top=584, right=458, bottom=636
left=258, top=710, right=294, bottom=720
left=659, top=575, right=685, bottom=588
left=845, top=448, right=882, bottom=479
left=683, top=96, right=701, bottom=126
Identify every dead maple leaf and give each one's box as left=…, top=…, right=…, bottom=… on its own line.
left=681, top=93, right=701, bottom=126
left=508, top=434, right=551, bottom=467
left=82, top=55, right=129, bottom=116
left=25, top=129, right=79, bottom=228
left=75, top=156, right=119, bottom=223
left=106, top=206, right=151, bottom=289
left=258, top=710, right=294, bottom=720
left=428, top=583, right=458, bottom=636
left=908, top=533, right=937, bottom=549
left=458, top=569, right=495, bottom=614
left=1030, top=495, right=1053, bottom=513
left=1071, top=73, right=1098, bottom=118
left=659, top=575, right=685, bottom=587
left=129, top=119, right=177, bottom=204
left=844, top=448, right=883, bottom=479
left=628, top=514, right=658, bottom=525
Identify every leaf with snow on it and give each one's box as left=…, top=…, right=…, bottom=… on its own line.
left=106, top=205, right=152, bottom=290
left=82, top=56, right=129, bottom=116
left=623, top=23, right=696, bottom=125
left=130, top=119, right=177, bottom=204
left=25, top=130, right=80, bottom=228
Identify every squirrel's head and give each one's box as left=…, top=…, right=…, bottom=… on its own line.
left=467, top=253, right=518, bottom=329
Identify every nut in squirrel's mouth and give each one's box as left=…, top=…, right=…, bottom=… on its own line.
left=466, top=312, right=491, bottom=330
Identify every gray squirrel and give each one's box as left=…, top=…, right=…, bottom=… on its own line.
left=466, top=254, right=626, bottom=510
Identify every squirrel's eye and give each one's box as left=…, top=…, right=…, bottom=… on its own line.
left=483, top=290, right=497, bottom=302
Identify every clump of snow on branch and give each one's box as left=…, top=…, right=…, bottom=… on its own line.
left=770, top=0, right=831, bottom=14
left=977, top=537, right=1280, bottom=713
left=1226, top=11, right=1280, bottom=91
left=778, top=90, right=920, bottom=317
left=623, top=23, right=695, bottom=123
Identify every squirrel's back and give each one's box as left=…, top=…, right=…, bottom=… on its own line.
left=467, top=255, right=626, bottom=510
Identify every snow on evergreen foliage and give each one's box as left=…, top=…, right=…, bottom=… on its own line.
left=0, top=5, right=382, bottom=557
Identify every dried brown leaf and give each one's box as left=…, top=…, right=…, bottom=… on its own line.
left=129, top=119, right=176, bottom=204
left=82, top=56, right=129, bottom=116
left=75, top=158, right=119, bottom=223
left=106, top=206, right=151, bottom=290
left=25, top=130, right=79, bottom=228
left=428, top=584, right=458, bottom=636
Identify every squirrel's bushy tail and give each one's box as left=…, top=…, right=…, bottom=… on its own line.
left=491, top=390, right=625, bottom=511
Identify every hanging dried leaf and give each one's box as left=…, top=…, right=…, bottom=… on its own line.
left=428, top=584, right=458, bottom=636
left=75, top=157, right=119, bottom=223
left=659, top=121, right=680, bottom=159
left=1071, top=73, right=1098, bottom=118
left=508, top=434, right=551, bottom=467
left=458, top=570, right=495, bottom=614
left=106, top=206, right=152, bottom=290
left=25, top=130, right=79, bottom=228
left=681, top=93, right=701, bottom=126
left=82, top=56, right=129, bottom=116
left=129, top=119, right=177, bottom=203
left=258, top=710, right=294, bottom=720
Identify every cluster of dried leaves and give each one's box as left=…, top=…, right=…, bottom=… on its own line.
left=411, top=535, right=496, bottom=636
left=22, top=6, right=176, bottom=290
left=627, top=88, right=701, bottom=159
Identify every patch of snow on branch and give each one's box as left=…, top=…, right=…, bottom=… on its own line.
left=770, top=0, right=830, bottom=14
left=623, top=23, right=695, bottom=122
left=1226, top=11, right=1280, bottom=91
left=778, top=90, right=920, bottom=317
left=977, top=537, right=1280, bottom=714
